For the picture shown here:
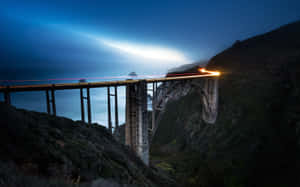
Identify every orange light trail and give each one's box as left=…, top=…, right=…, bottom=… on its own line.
left=198, top=68, right=221, bottom=76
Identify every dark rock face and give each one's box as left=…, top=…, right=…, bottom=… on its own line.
left=151, top=21, right=300, bottom=187
left=0, top=103, right=174, bottom=187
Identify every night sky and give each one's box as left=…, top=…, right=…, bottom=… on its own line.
left=1, top=0, right=300, bottom=125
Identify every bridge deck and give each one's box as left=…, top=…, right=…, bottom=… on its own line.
left=0, top=73, right=216, bottom=92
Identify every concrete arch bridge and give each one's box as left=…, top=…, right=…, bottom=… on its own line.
left=0, top=69, right=219, bottom=165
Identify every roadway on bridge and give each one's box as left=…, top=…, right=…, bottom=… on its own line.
left=0, top=68, right=220, bottom=92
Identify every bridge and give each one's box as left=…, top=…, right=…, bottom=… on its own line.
left=0, top=68, right=220, bottom=165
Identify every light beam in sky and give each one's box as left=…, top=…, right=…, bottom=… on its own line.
left=98, top=38, right=189, bottom=63
left=80, top=33, right=190, bottom=66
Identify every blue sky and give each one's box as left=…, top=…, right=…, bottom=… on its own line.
left=1, top=0, right=300, bottom=79
left=0, top=0, right=300, bottom=125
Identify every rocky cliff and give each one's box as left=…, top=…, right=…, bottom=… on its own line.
left=0, top=102, right=174, bottom=187
left=151, top=21, right=300, bottom=187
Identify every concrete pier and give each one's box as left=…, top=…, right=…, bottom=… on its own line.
left=125, top=81, right=149, bottom=165
left=201, top=78, right=218, bottom=124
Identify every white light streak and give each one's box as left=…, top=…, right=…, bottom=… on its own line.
left=98, top=38, right=189, bottom=63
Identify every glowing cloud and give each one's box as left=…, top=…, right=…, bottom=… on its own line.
left=98, top=38, right=189, bottom=63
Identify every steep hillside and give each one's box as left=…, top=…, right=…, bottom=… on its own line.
left=151, top=21, right=300, bottom=187
left=0, top=102, right=174, bottom=187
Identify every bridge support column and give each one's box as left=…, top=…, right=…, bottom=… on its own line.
left=114, top=86, right=119, bottom=130
left=125, top=81, right=149, bottom=165
left=201, top=78, right=218, bottom=124
left=4, top=88, right=11, bottom=105
left=80, top=88, right=85, bottom=122
left=107, top=87, right=112, bottom=133
left=45, top=89, right=56, bottom=116
left=79, top=88, right=92, bottom=124
left=46, top=90, right=51, bottom=114
left=51, top=89, right=56, bottom=116
left=87, top=88, right=92, bottom=125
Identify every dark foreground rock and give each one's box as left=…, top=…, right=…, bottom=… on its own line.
left=0, top=102, right=175, bottom=187
left=151, top=21, right=300, bottom=187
